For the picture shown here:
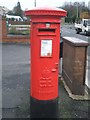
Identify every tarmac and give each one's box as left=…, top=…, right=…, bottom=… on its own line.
left=1, top=43, right=90, bottom=119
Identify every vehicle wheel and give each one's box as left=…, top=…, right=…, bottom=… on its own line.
left=76, top=30, right=79, bottom=34
left=84, top=31, right=88, bottom=36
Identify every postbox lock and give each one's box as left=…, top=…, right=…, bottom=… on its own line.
left=55, top=63, right=59, bottom=69
left=46, top=23, right=50, bottom=28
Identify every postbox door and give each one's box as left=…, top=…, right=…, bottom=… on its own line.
left=31, top=24, right=60, bottom=100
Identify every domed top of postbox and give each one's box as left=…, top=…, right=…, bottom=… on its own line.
left=25, top=7, right=67, bottom=17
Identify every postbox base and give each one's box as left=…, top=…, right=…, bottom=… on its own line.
left=30, top=96, right=59, bottom=118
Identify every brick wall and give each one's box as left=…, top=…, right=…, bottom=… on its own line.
left=3, top=35, right=30, bottom=44
left=0, top=15, right=2, bottom=42
left=2, top=17, right=7, bottom=38
left=1, top=16, right=30, bottom=44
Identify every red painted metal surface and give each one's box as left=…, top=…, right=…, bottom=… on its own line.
left=25, top=7, right=67, bottom=100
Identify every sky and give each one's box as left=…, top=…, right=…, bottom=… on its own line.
left=0, top=0, right=89, bottom=10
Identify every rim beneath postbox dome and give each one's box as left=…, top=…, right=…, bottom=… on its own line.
left=25, top=7, right=67, bottom=17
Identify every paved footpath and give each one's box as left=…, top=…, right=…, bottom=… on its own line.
left=86, top=38, right=90, bottom=89
left=1, top=43, right=90, bottom=119
left=86, top=55, right=90, bottom=90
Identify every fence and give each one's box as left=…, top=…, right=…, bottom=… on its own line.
left=1, top=16, right=30, bottom=44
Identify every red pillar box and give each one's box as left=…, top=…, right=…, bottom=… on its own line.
left=25, top=7, right=67, bottom=118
